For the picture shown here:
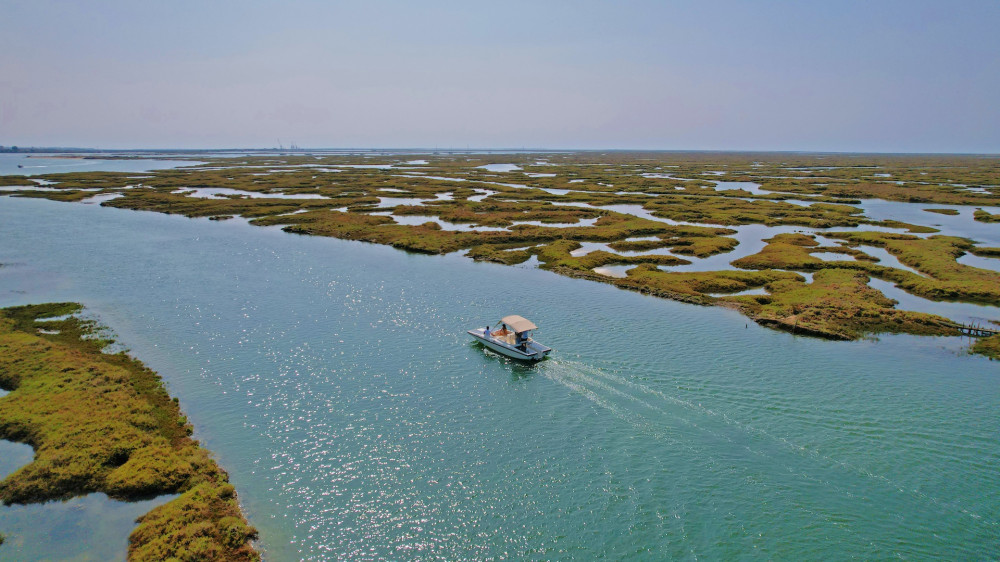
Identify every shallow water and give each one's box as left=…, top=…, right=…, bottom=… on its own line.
left=2, top=381, right=175, bottom=561
left=812, top=251, right=856, bottom=262
left=0, top=389, right=35, bottom=481
left=712, top=180, right=765, bottom=195
left=478, top=164, right=521, bottom=173
left=467, top=189, right=495, bottom=202
left=867, top=278, right=1000, bottom=326
left=592, top=264, right=633, bottom=278
left=0, top=185, right=101, bottom=192
left=513, top=217, right=599, bottom=228
left=376, top=196, right=429, bottom=208
left=371, top=212, right=508, bottom=231
left=0, top=197, right=999, bottom=560
left=657, top=224, right=812, bottom=273
left=0, top=153, right=200, bottom=176
left=858, top=200, right=1000, bottom=244
left=856, top=245, right=926, bottom=276
left=178, top=187, right=329, bottom=200
left=0, top=493, right=176, bottom=562
left=957, top=251, right=1000, bottom=273
left=709, top=287, right=768, bottom=297
left=0, top=440, right=34, bottom=482
left=571, top=241, right=677, bottom=259
left=372, top=212, right=598, bottom=232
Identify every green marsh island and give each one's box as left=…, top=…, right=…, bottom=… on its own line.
left=3, top=151, right=998, bottom=356
left=3, top=1, right=998, bottom=557
left=0, top=150, right=998, bottom=559
left=0, top=302, right=259, bottom=560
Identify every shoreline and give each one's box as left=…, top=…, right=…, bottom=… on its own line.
left=1, top=151, right=998, bottom=357
left=0, top=303, right=259, bottom=560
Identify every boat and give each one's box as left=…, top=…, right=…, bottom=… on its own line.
left=468, top=314, right=552, bottom=361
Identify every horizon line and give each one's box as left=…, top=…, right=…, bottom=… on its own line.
left=3, top=146, right=999, bottom=157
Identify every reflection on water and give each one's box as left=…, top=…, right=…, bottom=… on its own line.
left=571, top=241, right=677, bottom=259
left=957, top=252, right=1000, bottom=273
left=0, top=389, right=36, bottom=481
left=176, top=187, right=329, bottom=200
left=658, top=224, right=809, bottom=273
left=468, top=189, right=495, bottom=202
left=478, top=164, right=521, bottom=173
left=812, top=251, right=856, bottom=262
left=371, top=213, right=599, bottom=232
left=867, top=278, right=1000, bottom=325
left=856, top=246, right=926, bottom=276
left=0, top=185, right=101, bottom=192
left=0, top=493, right=177, bottom=562
left=0, top=196, right=998, bottom=560
left=710, top=287, right=768, bottom=297
left=593, top=265, right=633, bottom=278
left=775, top=269, right=814, bottom=283
left=81, top=193, right=124, bottom=205
left=371, top=212, right=508, bottom=231
left=858, top=200, right=1000, bottom=244
left=0, top=441, right=34, bottom=481
left=376, top=197, right=428, bottom=208
left=713, top=180, right=765, bottom=195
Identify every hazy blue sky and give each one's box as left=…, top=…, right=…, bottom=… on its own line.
left=2, top=1, right=998, bottom=152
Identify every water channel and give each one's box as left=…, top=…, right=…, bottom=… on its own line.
left=0, top=196, right=997, bottom=560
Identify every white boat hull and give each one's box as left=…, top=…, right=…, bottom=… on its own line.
left=467, top=328, right=551, bottom=361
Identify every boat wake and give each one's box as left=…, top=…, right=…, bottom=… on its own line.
left=539, top=359, right=710, bottom=446
left=536, top=358, right=990, bottom=525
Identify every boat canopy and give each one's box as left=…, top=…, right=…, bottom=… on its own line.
left=501, top=315, right=538, bottom=333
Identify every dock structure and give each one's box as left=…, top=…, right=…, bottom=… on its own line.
left=945, top=322, right=1000, bottom=337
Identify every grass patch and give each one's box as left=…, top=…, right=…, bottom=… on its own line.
left=828, top=233, right=1000, bottom=305
left=971, top=246, right=1000, bottom=257
left=971, top=334, right=1000, bottom=360
left=0, top=303, right=258, bottom=561
left=735, top=268, right=959, bottom=340
left=974, top=209, right=1000, bottom=223
left=4, top=151, right=999, bottom=351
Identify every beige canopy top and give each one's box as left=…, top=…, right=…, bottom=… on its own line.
left=501, top=315, right=538, bottom=333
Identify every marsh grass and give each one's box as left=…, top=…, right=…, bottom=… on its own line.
left=733, top=268, right=958, bottom=339
left=974, top=209, right=1000, bottom=223
left=0, top=303, right=258, bottom=561
left=2, top=151, right=998, bottom=353
left=971, top=334, right=1000, bottom=359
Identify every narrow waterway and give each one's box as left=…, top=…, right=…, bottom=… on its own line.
left=0, top=197, right=998, bottom=560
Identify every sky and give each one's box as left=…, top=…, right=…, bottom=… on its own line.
left=1, top=1, right=999, bottom=152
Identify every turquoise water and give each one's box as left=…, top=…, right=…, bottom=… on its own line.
left=0, top=493, right=176, bottom=562
left=0, top=197, right=998, bottom=560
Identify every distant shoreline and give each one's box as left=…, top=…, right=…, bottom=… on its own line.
left=2, top=148, right=999, bottom=157
left=2, top=151, right=998, bottom=357
left=24, top=155, right=86, bottom=160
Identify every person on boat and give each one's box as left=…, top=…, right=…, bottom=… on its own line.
left=484, top=326, right=491, bottom=338
left=516, top=331, right=527, bottom=350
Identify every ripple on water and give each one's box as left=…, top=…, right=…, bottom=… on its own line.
left=0, top=196, right=998, bottom=560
